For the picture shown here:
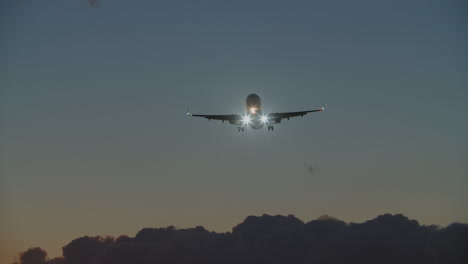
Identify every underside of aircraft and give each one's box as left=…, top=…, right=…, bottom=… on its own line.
left=188, top=94, right=324, bottom=131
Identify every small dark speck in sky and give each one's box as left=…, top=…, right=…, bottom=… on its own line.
left=304, top=164, right=320, bottom=175
left=89, top=0, right=98, bottom=7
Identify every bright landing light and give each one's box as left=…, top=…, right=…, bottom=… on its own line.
left=250, top=107, right=257, bottom=114
left=260, top=115, right=268, bottom=123
left=243, top=115, right=251, bottom=124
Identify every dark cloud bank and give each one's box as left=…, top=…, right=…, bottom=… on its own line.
left=13, top=214, right=468, bottom=264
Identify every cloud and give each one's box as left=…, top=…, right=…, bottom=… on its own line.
left=12, top=214, right=468, bottom=264
left=62, top=236, right=113, bottom=264
left=13, top=247, right=47, bottom=264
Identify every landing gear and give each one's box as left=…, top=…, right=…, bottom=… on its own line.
left=267, top=125, right=274, bottom=131
left=238, top=126, right=245, bottom=132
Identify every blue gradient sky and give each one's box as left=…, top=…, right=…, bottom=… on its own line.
left=1, top=0, right=467, bottom=262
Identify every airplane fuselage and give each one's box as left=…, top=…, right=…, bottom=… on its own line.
left=245, top=94, right=264, bottom=130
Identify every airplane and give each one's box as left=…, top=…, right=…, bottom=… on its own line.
left=187, top=94, right=324, bottom=131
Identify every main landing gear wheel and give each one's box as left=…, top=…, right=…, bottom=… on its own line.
left=268, top=125, right=274, bottom=131
left=238, top=127, right=245, bottom=132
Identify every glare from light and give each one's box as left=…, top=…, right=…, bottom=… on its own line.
left=250, top=107, right=257, bottom=114
left=243, top=115, right=251, bottom=124
left=260, top=115, right=269, bottom=123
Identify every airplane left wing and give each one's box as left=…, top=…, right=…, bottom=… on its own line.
left=268, top=107, right=324, bottom=122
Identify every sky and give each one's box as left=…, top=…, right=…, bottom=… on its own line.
left=0, top=0, right=467, bottom=262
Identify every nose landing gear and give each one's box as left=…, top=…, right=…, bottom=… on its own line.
left=238, top=126, right=245, bottom=132
left=267, top=125, right=274, bottom=131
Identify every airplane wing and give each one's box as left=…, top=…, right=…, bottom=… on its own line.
left=187, top=106, right=324, bottom=125
left=188, top=113, right=242, bottom=123
left=268, top=107, right=324, bottom=122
